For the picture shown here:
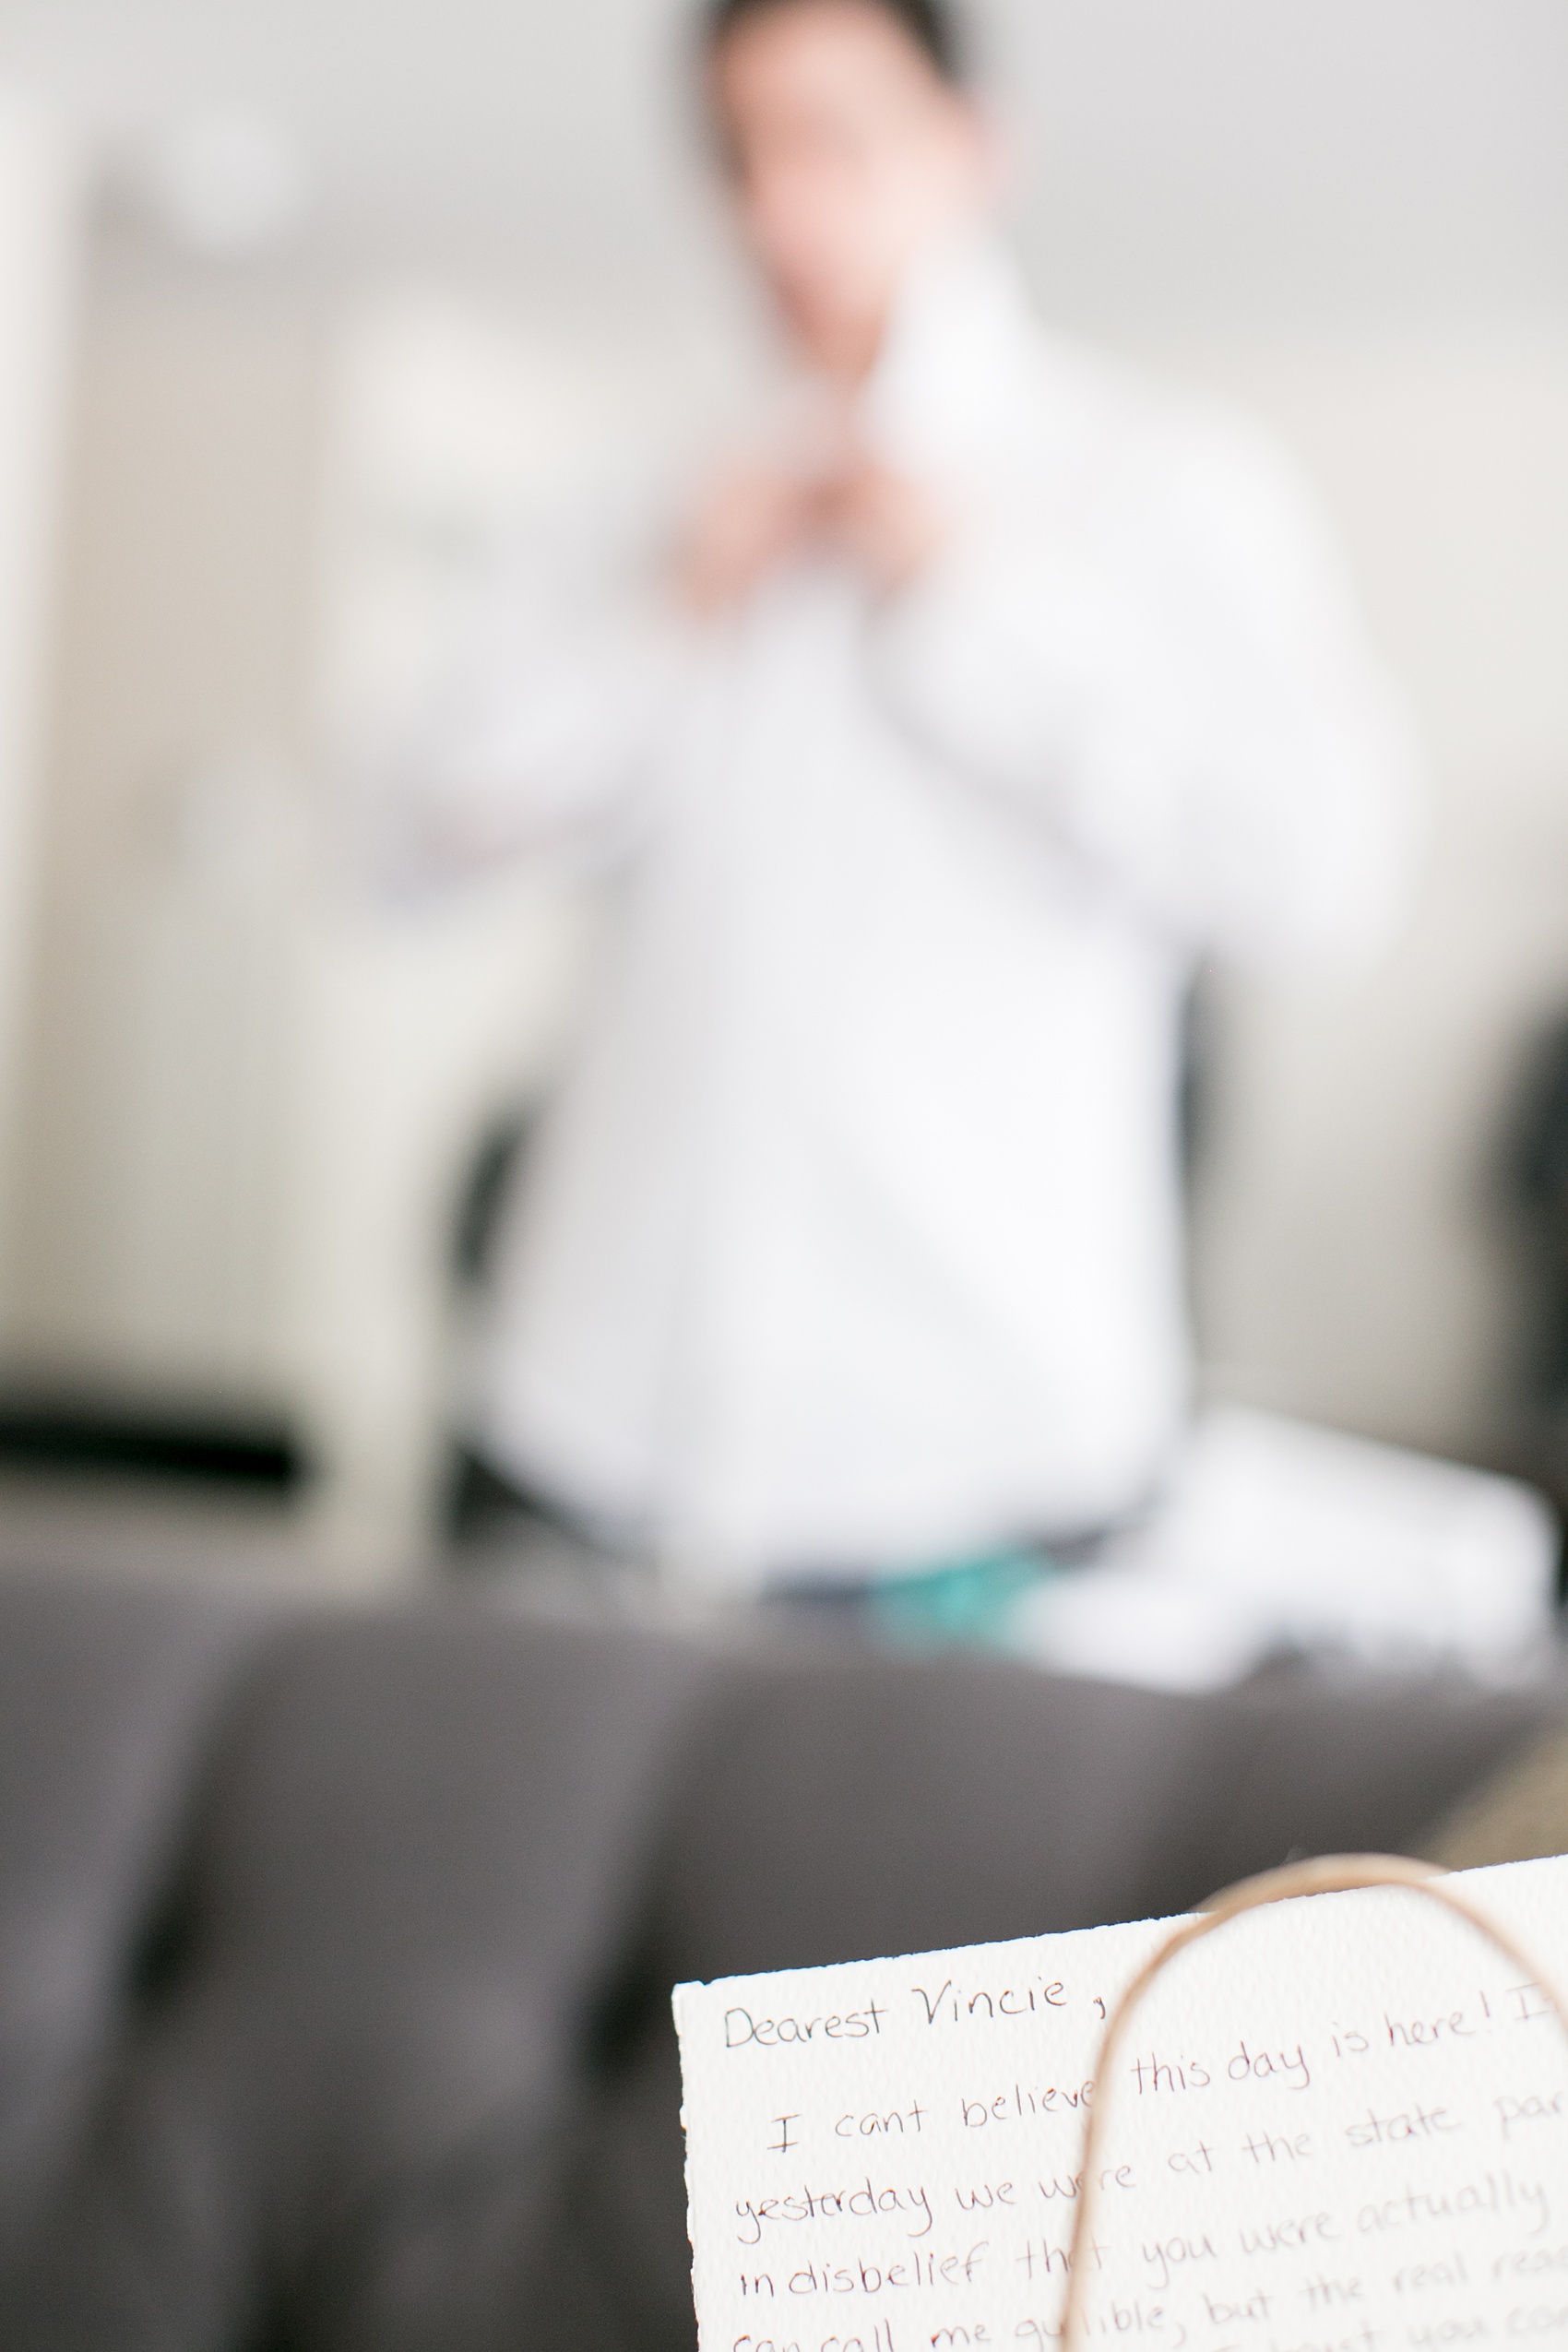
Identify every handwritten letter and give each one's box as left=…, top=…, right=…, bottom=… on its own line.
left=675, top=1854, right=1568, bottom=2352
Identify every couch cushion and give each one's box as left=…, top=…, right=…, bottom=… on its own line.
left=0, top=1575, right=277, bottom=2272
left=7, top=1598, right=714, bottom=2352
left=503, top=1644, right=1250, bottom=2350
left=1201, top=1668, right=1568, bottom=1891
left=1419, top=1724, right=1568, bottom=1869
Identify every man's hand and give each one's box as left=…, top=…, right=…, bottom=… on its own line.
left=675, top=449, right=954, bottom=616
left=676, top=463, right=815, bottom=616
left=819, top=456, right=954, bottom=595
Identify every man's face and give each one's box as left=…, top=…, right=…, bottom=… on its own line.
left=710, top=1, right=992, bottom=367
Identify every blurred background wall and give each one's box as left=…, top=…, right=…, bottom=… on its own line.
left=0, top=90, right=79, bottom=1326
left=0, top=0, right=1564, bottom=1569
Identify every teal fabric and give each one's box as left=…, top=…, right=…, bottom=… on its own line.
left=869, top=1549, right=1052, bottom=1651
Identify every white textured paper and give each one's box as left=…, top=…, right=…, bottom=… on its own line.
left=675, top=1856, right=1568, bottom=2352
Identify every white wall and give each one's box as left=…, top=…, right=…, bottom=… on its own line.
left=0, top=88, right=80, bottom=1332
left=4, top=0, right=1563, bottom=332
left=1171, top=330, right=1568, bottom=1459
left=6, top=283, right=323, bottom=1396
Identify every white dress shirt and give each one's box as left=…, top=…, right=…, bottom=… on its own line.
left=394, top=236, right=1418, bottom=1586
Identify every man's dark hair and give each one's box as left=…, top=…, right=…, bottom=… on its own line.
left=703, top=0, right=968, bottom=87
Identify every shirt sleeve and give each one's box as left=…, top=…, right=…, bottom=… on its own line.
left=861, top=418, right=1422, bottom=967
left=363, top=498, right=698, bottom=897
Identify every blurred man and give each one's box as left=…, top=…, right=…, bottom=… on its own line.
left=396, top=0, right=1416, bottom=1588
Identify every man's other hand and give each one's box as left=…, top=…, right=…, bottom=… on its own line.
left=820, top=456, right=953, bottom=594
left=676, top=464, right=815, bottom=614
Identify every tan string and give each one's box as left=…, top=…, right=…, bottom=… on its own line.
left=1061, top=1852, right=1567, bottom=2352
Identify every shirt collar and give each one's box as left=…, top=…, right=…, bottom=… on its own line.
left=858, top=228, right=1041, bottom=473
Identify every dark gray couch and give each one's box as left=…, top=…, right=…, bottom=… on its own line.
left=0, top=1573, right=1562, bottom=2350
